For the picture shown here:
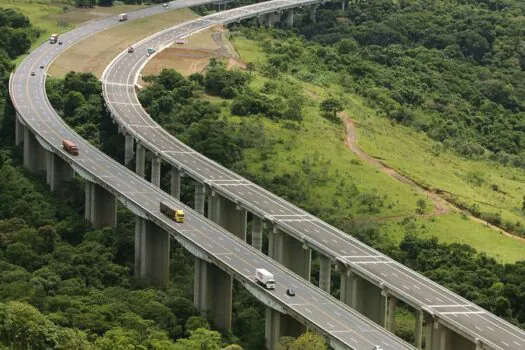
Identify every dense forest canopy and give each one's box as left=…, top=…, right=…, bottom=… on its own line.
left=292, top=0, right=525, bottom=166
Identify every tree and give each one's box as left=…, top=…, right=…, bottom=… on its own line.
left=319, top=98, right=343, bottom=122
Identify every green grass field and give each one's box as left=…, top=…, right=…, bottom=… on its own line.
left=230, top=36, right=525, bottom=263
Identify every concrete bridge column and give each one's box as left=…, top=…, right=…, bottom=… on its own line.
left=207, top=192, right=247, bottom=241
left=135, top=143, right=145, bottom=177
left=266, top=12, right=275, bottom=27
left=124, top=134, right=134, bottom=166
left=415, top=309, right=424, bottom=349
left=319, top=254, right=331, bottom=293
left=194, top=182, right=205, bottom=215
left=269, top=227, right=311, bottom=280
left=23, top=128, right=45, bottom=172
left=84, top=182, right=117, bottom=228
left=339, top=264, right=386, bottom=326
left=425, top=320, right=477, bottom=350
left=134, top=218, right=170, bottom=288
left=251, top=215, right=263, bottom=251
left=286, top=9, right=294, bottom=27
left=170, top=167, right=181, bottom=199
left=342, top=0, right=346, bottom=11
left=151, top=155, right=161, bottom=187
left=386, top=294, right=397, bottom=332
left=46, top=152, right=74, bottom=192
left=194, top=258, right=232, bottom=331
left=15, top=115, right=24, bottom=146
left=310, top=4, right=318, bottom=23
left=265, top=308, right=305, bottom=350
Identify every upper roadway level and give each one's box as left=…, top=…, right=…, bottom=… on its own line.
left=10, top=1, right=417, bottom=349
left=100, top=1, right=525, bottom=350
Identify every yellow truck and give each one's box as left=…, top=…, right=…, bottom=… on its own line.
left=160, top=201, right=185, bottom=223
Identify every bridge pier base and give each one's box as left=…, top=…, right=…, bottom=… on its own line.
left=251, top=215, right=263, bottom=251
left=85, top=182, right=117, bottom=228
left=15, top=115, right=24, bottom=146
left=265, top=308, right=305, bottom=350
left=415, top=309, right=424, bottom=348
left=209, top=194, right=247, bottom=240
left=170, top=167, right=181, bottom=199
left=286, top=9, right=294, bottom=27
left=194, top=182, right=205, bottom=215
left=46, top=152, right=74, bottom=192
left=269, top=228, right=311, bottom=280
left=23, top=128, right=45, bottom=173
left=194, top=258, right=232, bottom=331
left=151, top=155, right=161, bottom=187
left=319, top=254, right=331, bottom=293
left=124, top=134, right=134, bottom=166
left=339, top=265, right=386, bottom=326
left=135, top=143, right=145, bottom=177
left=135, top=218, right=170, bottom=288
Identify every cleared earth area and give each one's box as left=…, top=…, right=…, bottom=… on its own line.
left=49, top=9, right=198, bottom=78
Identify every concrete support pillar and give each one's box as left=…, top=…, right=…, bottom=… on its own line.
left=124, top=134, right=134, bottom=166
left=310, top=4, right=318, bottom=23
left=211, top=195, right=247, bottom=240
left=170, top=167, right=181, bottom=199
left=151, top=155, right=161, bottom=187
left=23, top=128, right=45, bottom=172
left=194, top=182, right=205, bottom=215
left=266, top=12, right=274, bottom=27
left=135, top=143, right=145, bottom=177
left=84, top=182, right=117, bottom=228
left=340, top=265, right=358, bottom=308
left=319, top=255, right=331, bottom=293
left=134, top=218, right=170, bottom=288
left=342, top=0, right=346, bottom=11
left=194, top=258, right=232, bottom=330
left=46, top=152, right=74, bottom=192
left=425, top=315, right=434, bottom=350
left=15, top=115, right=24, bottom=146
left=251, top=215, right=263, bottom=251
left=269, top=227, right=310, bottom=280
left=265, top=308, right=305, bottom=350
left=386, top=295, right=397, bottom=332
left=425, top=321, right=476, bottom=350
left=415, top=309, right=424, bottom=349
left=286, top=9, right=294, bottom=27
left=339, top=264, right=386, bottom=326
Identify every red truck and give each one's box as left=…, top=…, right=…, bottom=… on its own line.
left=62, top=140, right=79, bottom=155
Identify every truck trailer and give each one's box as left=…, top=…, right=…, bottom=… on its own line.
left=160, top=201, right=185, bottom=223
left=49, top=34, right=58, bottom=44
left=62, top=140, right=79, bottom=155
left=119, top=13, right=128, bottom=21
left=255, top=269, right=275, bottom=289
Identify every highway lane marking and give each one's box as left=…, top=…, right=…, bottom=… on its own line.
left=429, top=304, right=472, bottom=308
left=102, top=81, right=134, bottom=87
left=440, top=311, right=485, bottom=315
left=327, top=322, right=335, bottom=328
left=501, top=341, right=509, bottom=347
left=107, top=101, right=143, bottom=106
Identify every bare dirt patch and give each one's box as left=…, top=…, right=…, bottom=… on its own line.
left=49, top=9, right=198, bottom=78
left=141, top=25, right=247, bottom=79
left=341, top=113, right=525, bottom=242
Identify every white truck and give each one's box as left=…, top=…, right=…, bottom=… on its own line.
left=255, top=269, right=275, bottom=289
left=49, top=34, right=58, bottom=44
left=119, top=13, right=128, bottom=22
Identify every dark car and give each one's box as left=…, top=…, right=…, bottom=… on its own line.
left=31, top=71, right=35, bottom=76
left=58, top=41, right=63, bottom=45
left=286, top=288, right=295, bottom=296
left=40, top=65, right=44, bottom=69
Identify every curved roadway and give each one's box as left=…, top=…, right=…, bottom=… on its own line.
left=101, top=2, right=525, bottom=350
left=10, top=2, right=416, bottom=350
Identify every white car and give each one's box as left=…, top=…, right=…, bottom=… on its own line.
left=373, top=346, right=383, bottom=350
left=163, top=3, right=168, bottom=7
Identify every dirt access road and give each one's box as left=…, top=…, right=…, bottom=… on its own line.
left=342, top=114, right=525, bottom=242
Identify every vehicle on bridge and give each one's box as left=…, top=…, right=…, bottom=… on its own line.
left=147, top=47, right=156, bottom=55
left=255, top=268, right=275, bottom=289
left=128, top=46, right=134, bottom=53
left=62, top=140, right=79, bottom=155
left=49, top=34, right=58, bottom=44
left=119, top=13, right=128, bottom=22
left=160, top=201, right=185, bottom=223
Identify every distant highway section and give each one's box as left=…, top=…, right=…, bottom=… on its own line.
left=101, top=1, right=525, bottom=350
left=10, top=1, right=416, bottom=350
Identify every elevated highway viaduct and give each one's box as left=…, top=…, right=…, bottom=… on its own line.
left=10, top=1, right=416, bottom=349
left=101, top=1, right=525, bottom=350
